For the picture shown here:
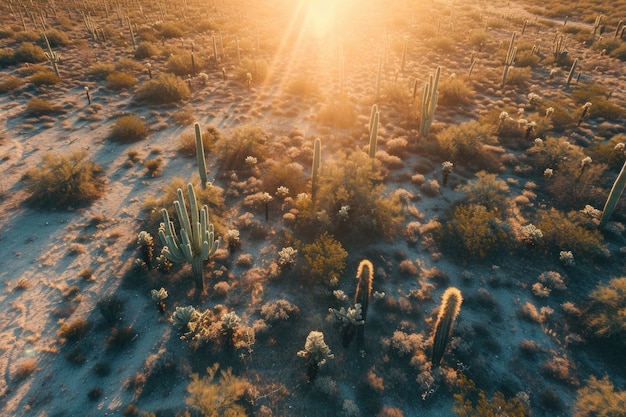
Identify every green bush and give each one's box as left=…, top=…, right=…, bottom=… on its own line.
left=0, top=75, right=24, bottom=93
left=133, top=41, right=158, bottom=60
left=86, top=62, right=115, bottom=80
left=575, top=376, right=626, bottom=416
left=29, top=71, right=60, bottom=86
left=106, top=72, right=138, bottom=90
left=23, top=151, right=105, bottom=209
left=14, top=42, right=46, bottom=64
left=301, top=232, right=348, bottom=286
left=535, top=208, right=607, bottom=259
left=25, top=97, right=63, bottom=115
left=216, top=125, right=267, bottom=172
left=435, top=120, right=498, bottom=167
left=461, top=171, right=510, bottom=213
left=441, top=204, right=511, bottom=260
left=109, top=115, right=149, bottom=142
left=136, top=73, right=190, bottom=104
left=586, top=278, right=626, bottom=345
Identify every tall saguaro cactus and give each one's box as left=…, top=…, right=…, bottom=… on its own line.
left=419, top=66, right=441, bottom=137
left=600, top=161, right=626, bottom=226
left=195, top=123, right=208, bottom=188
left=355, top=259, right=374, bottom=349
left=158, top=183, right=220, bottom=292
left=368, top=105, right=379, bottom=160
left=312, top=138, right=321, bottom=202
left=431, top=287, right=463, bottom=366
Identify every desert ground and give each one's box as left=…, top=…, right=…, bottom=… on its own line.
left=1, top=0, right=626, bottom=416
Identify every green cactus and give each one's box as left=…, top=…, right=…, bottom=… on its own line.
left=195, top=123, right=208, bottom=188
left=419, top=66, right=441, bottom=137
left=42, top=32, right=60, bottom=78
left=330, top=304, right=364, bottom=348
left=600, top=161, right=626, bottom=226
left=431, top=287, right=463, bottom=366
left=171, top=305, right=198, bottom=331
left=566, top=58, right=578, bottom=88
left=158, top=183, right=220, bottom=293
left=312, top=138, right=321, bottom=202
left=368, top=105, right=379, bottom=160
left=137, top=230, right=154, bottom=268
left=355, top=259, right=374, bottom=350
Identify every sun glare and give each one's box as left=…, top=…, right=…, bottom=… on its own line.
left=304, top=0, right=337, bottom=38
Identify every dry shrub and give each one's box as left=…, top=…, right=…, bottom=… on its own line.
left=86, top=62, right=115, bottom=80
left=166, top=53, right=203, bottom=76
left=377, top=407, right=404, bottom=417
left=177, top=125, right=221, bottom=156
left=155, top=21, right=185, bottom=38
left=14, top=42, right=46, bottom=63
left=134, top=41, right=158, bottom=59
left=110, top=115, right=149, bottom=142
left=317, top=95, right=358, bottom=128
left=541, top=355, right=579, bottom=387
left=23, top=151, right=105, bottom=209
left=143, top=158, right=163, bottom=177
left=438, top=76, right=474, bottom=107
left=575, top=376, right=626, bottom=417
left=586, top=277, right=626, bottom=346
left=0, top=75, right=24, bottom=93
left=505, top=67, right=531, bottom=87
left=14, top=359, right=37, bottom=381
left=217, top=125, right=268, bottom=172
left=285, top=74, right=320, bottom=97
left=106, top=72, right=138, bottom=90
left=136, top=73, right=190, bottom=104
left=29, top=71, right=60, bottom=86
left=25, top=97, right=64, bottom=116
left=260, top=299, right=300, bottom=323
left=42, top=29, right=70, bottom=47
left=58, top=319, right=90, bottom=342
left=435, top=121, right=498, bottom=169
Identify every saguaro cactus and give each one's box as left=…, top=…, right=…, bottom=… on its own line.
left=600, top=161, right=626, bottom=226
left=355, top=259, right=374, bottom=349
left=431, top=287, right=463, bottom=366
left=312, top=138, right=321, bottom=202
left=368, top=105, right=379, bottom=160
left=158, top=183, right=220, bottom=292
left=195, top=123, right=208, bottom=188
left=566, top=58, right=578, bottom=88
left=42, top=32, right=60, bottom=77
left=419, top=66, right=441, bottom=137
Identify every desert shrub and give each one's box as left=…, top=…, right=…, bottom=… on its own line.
left=609, top=44, right=626, bottom=61
left=29, top=71, right=60, bottom=86
left=438, top=76, right=474, bottom=107
left=136, top=73, right=190, bottom=104
left=588, top=133, right=626, bottom=170
left=23, top=151, right=105, bottom=209
left=435, top=120, right=498, bottom=168
left=0, top=28, right=14, bottom=39
left=155, top=21, right=185, bottom=38
left=236, top=58, right=270, bottom=85
left=186, top=363, right=250, bottom=417
left=317, top=95, right=358, bottom=128
left=0, top=48, right=15, bottom=67
left=106, top=72, right=138, bottom=90
left=24, top=97, right=62, bottom=116
left=590, top=99, right=626, bottom=120
left=575, top=375, right=626, bottom=416
left=505, top=67, right=531, bottom=87
left=177, top=125, right=221, bottom=156
left=217, top=125, right=268, bottom=172
left=58, top=319, right=90, bottom=342
left=260, top=299, right=300, bottom=323
left=86, top=62, right=115, bottom=80
left=13, top=31, right=40, bottom=43
left=441, top=204, right=511, bottom=260
left=14, top=42, right=46, bottom=63
left=97, top=296, right=125, bottom=326
left=301, top=232, right=348, bottom=286
left=572, top=82, right=609, bottom=104
left=115, top=57, right=143, bottom=72
left=109, top=115, right=149, bottom=142
left=586, top=277, right=626, bottom=345
left=469, top=29, right=488, bottom=48
left=143, top=157, right=163, bottom=177
left=527, top=136, right=586, bottom=171
left=105, top=326, right=136, bottom=349
left=545, top=159, right=608, bottom=209
left=431, top=36, right=456, bottom=53
left=535, top=208, right=607, bottom=259
left=133, top=41, right=158, bottom=60
left=42, top=29, right=70, bottom=47
left=514, top=50, right=541, bottom=67
left=262, top=159, right=308, bottom=196
left=311, top=150, right=404, bottom=240
left=461, top=171, right=510, bottom=213
left=166, top=53, right=203, bottom=76
left=382, top=81, right=410, bottom=107
left=539, top=100, right=576, bottom=131
left=453, top=374, right=529, bottom=416
left=172, top=105, right=196, bottom=125
left=594, top=38, right=623, bottom=55
left=285, top=74, right=320, bottom=97
left=14, top=359, right=37, bottom=380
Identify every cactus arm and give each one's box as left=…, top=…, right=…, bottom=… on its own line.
left=195, top=123, right=208, bottom=188
left=600, top=161, right=626, bottom=226
left=431, top=287, right=463, bottom=366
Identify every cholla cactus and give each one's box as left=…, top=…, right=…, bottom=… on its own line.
left=559, top=250, right=575, bottom=266
left=578, top=102, right=592, bottom=126
left=581, top=205, right=602, bottom=219
left=528, top=93, right=541, bottom=105
left=137, top=231, right=154, bottom=268
left=338, top=205, right=350, bottom=219
left=545, top=107, right=555, bottom=118
left=333, top=290, right=348, bottom=301
left=544, top=168, right=554, bottom=178
left=297, top=331, right=334, bottom=381
left=519, top=224, right=543, bottom=246
left=245, top=155, right=257, bottom=166
left=226, top=229, right=240, bottom=252
left=171, top=305, right=198, bottom=331
left=579, top=156, right=593, bottom=177
left=221, top=311, right=241, bottom=330
left=442, top=161, right=453, bottom=186
left=151, top=287, right=168, bottom=312
left=276, top=186, right=290, bottom=198
left=278, top=247, right=298, bottom=268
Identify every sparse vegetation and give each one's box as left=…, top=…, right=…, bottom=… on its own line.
left=109, top=115, right=149, bottom=142
left=136, top=73, right=190, bottom=104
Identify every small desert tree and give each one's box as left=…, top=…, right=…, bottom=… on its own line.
left=186, top=363, right=250, bottom=417
left=301, top=232, right=347, bottom=286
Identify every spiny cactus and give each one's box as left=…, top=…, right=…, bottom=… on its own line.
left=312, top=138, right=321, bottom=202
left=195, top=123, right=208, bottom=188
left=431, top=287, right=463, bottom=366
left=329, top=304, right=364, bottom=348
left=376, top=54, right=383, bottom=101
left=400, top=38, right=408, bottom=72
left=127, top=16, right=136, bottom=50
left=151, top=287, right=168, bottom=313
left=297, top=331, right=334, bottom=381
left=368, top=105, right=379, bottom=160
left=566, top=58, right=578, bottom=88
left=600, top=161, right=626, bottom=226
left=419, top=66, right=441, bottom=137
left=355, top=259, right=374, bottom=350
left=171, top=305, right=198, bottom=331
left=158, top=183, right=220, bottom=293
left=42, top=32, right=60, bottom=78
left=137, top=230, right=154, bottom=268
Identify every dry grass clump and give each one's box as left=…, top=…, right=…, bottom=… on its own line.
left=133, top=41, right=158, bottom=60
left=316, top=96, right=358, bottom=128
left=86, top=62, right=115, bottom=80
left=136, top=73, right=190, bottom=104
left=109, top=115, right=149, bottom=142
left=29, top=71, right=60, bottom=86
left=106, top=72, right=138, bottom=90
left=166, top=53, right=204, bottom=76
left=14, top=359, right=37, bottom=381
left=13, top=42, right=46, bottom=64
left=23, top=151, right=105, bottom=209
left=438, top=76, right=474, bottom=107
left=58, top=319, right=90, bottom=342
left=575, top=376, right=626, bottom=417
left=25, top=97, right=64, bottom=116
left=177, top=125, right=221, bottom=157
left=0, top=75, right=23, bottom=93
left=217, top=125, right=268, bottom=172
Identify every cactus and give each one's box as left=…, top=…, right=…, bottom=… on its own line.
left=501, top=33, right=517, bottom=88
left=442, top=161, right=453, bottom=187
left=195, top=123, right=208, bottom=188
left=312, top=138, right=321, bottom=202
left=42, top=32, right=60, bottom=77
left=158, top=183, right=220, bottom=293
left=297, top=331, right=334, bottom=381
left=578, top=101, right=592, bottom=126
left=614, top=20, right=624, bottom=39
left=431, top=287, right=463, bottom=366
left=419, top=66, right=441, bottom=137
left=467, top=58, right=476, bottom=80
left=376, top=54, right=382, bottom=101
left=400, top=38, right=408, bottom=72
left=368, top=105, right=379, bottom=160
left=127, top=16, right=135, bottom=50
left=355, top=259, right=374, bottom=350
left=600, top=161, right=626, bottom=226
left=151, top=287, right=168, bottom=313
left=137, top=230, right=154, bottom=268
left=566, top=58, right=578, bottom=88
left=593, top=14, right=604, bottom=36
left=171, top=305, right=198, bottom=331
left=330, top=304, right=364, bottom=348
left=212, top=34, right=219, bottom=63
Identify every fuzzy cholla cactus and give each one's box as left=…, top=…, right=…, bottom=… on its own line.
left=581, top=205, right=602, bottom=219
left=245, top=155, right=258, bottom=165
left=298, top=331, right=334, bottom=381
left=226, top=229, right=240, bottom=252
left=338, top=205, right=350, bottom=219
left=137, top=231, right=154, bottom=267
left=560, top=250, right=575, bottom=266
left=528, top=93, right=542, bottom=105
left=171, top=306, right=198, bottom=331
left=276, top=186, right=290, bottom=198
left=442, top=161, right=453, bottom=186
left=278, top=247, right=298, bottom=267
left=221, top=311, right=241, bottom=330
left=330, top=304, right=364, bottom=326
left=151, top=287, right=168, bottom=301
left=519, top=224, right=543, bottom=246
